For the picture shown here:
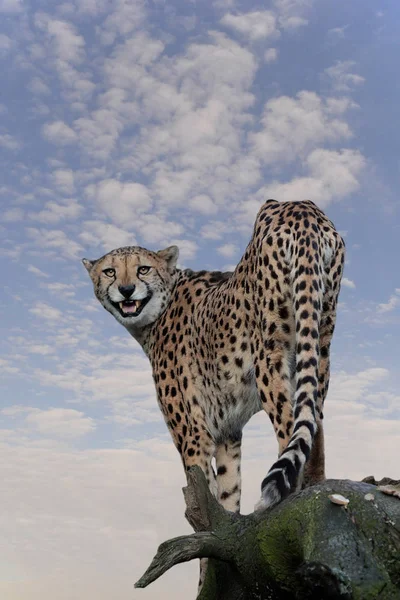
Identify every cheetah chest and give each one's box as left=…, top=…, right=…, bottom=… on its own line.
left=199, top=359, right=262, bottom=444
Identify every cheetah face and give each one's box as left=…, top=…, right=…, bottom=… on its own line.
left=82, top=245, right=179, bottom=330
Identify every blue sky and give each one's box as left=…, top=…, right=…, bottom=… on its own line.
left=0, top=0, right=399, bottom=598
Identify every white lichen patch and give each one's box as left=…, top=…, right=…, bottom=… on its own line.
left=364, top=493, right=375, bottom=502
left=328, top=494, right=350, bottom=506
left=378, top=484, right=400, bottom=499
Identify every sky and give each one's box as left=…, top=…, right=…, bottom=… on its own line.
left=0, top=0, right=399, bottom=598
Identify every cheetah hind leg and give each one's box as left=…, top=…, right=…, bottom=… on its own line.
left=302, top=284, right=339, bottom=487
left=215, top=435, right=242, bottom=513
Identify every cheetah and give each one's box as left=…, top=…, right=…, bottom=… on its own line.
left=83, top=199, right=344, bottom=516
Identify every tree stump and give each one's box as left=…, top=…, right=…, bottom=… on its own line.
left=135, top=468, right=400, bottom=599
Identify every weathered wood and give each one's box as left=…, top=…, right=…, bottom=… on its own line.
left=135, top=468, right=400, bottom=600
left=134, top=532, right=231, bottom=589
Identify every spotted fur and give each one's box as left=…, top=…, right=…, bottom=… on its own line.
left=83, top=199, right=344, bottom=517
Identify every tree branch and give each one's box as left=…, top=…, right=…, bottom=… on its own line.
left=183, top=466, right=229, bottom=532
left=134, top=531, right=231, bottom=589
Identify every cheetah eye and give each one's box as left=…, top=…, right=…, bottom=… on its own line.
left=138, top=266, right=151, bottom=275
left=103, top=268, right=115, bottom=277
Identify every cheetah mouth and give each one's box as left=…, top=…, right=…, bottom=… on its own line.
left=111, top=294, right=152, bottom=318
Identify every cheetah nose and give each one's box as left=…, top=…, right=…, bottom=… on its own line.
left=118, top=284, right=136, bottom=299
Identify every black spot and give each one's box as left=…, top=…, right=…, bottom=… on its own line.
left=321, top=346, right=329, bottom=358
left=279, top=306, right=289, bottom=320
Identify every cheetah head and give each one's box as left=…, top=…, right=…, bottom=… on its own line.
left=82, top=245, right=179, bottom=330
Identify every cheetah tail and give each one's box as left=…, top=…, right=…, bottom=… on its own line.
left=258, top=256, right=325, bottom=509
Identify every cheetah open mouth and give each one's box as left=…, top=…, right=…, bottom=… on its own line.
left=112, top=294, right=152, bottom=318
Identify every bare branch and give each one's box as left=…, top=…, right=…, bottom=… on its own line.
left=134, top=531, right=231, bottom=589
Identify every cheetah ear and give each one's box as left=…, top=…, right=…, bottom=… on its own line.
left=82, top=258, right=95, bottom=273
left=157, top=246, right=179, bottom=272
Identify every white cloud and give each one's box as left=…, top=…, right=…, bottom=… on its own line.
left=25, top=344, right=54, bottom=355
left=250, top=91, right=353, bottom=165
left=98, top=0, right=147, bottom=46
left=0, top=33, right=12, bottom=53
left=327, top=25, right=348, bottom=39
left=46, top=283, right=76, bottom=298
left=244, top=148, right=365, bottom=212
left=80, top=220, right=137, bottom=251
left=1, top=406, right=96, bottom=439
left=264, top=48, right=278, bottom=63
left=139, top=216, right=184, bottom=246
left=364, top=391, right=400, bottom=418
left=28, top=77, right=51, bottom=96
left=0, top=435, right=196, bottom=600
left=328, top=368, right=389, bottom=407
left=220, top=11, right=279, bottom=41
left=34, top=14, right=85, bottom=64
left=94, top=179, right=153, bottom=226
left=30, top=200, right=82, bottom=224
left=377, top=289, right=400, bottom=313
left=34, top=357, right=155, bottom=407
left=0, top=133, right=21, bottom=151
left=27, top=265, right=50, bottom=278
left=217, top=243, right=238, bottom=258
left=52, top=169, right=75, bottom=194
left=0, top=358, right=19, bottom=374
left=200, top=220, right=233, bottom=240
left=171, top=239, right=198, bottom=262
left=106, top=32, right=258, bottom=207
left=273, top=0, right=312, bottom=30
left=188, top=195, right=218, bottom=215
left=74, top=110, right=124, bottom=160
left=3, top=207, right=24, bottom=222
left=325, top=60, right=365, bottom=92
left=282, top=16, right=308, bottom=29
left=30, top=14, right=94, bottom=108
left=25, top=408, right=95, bottom=438
left=0, top=0, right=23, bottom=13
left=29, top=302, right=63, bottom=321
left=341, top=277, right=356, bottom=289
left=26, top=228, right=83, bottom=259
left=42, top=121, right=78, bottom=145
